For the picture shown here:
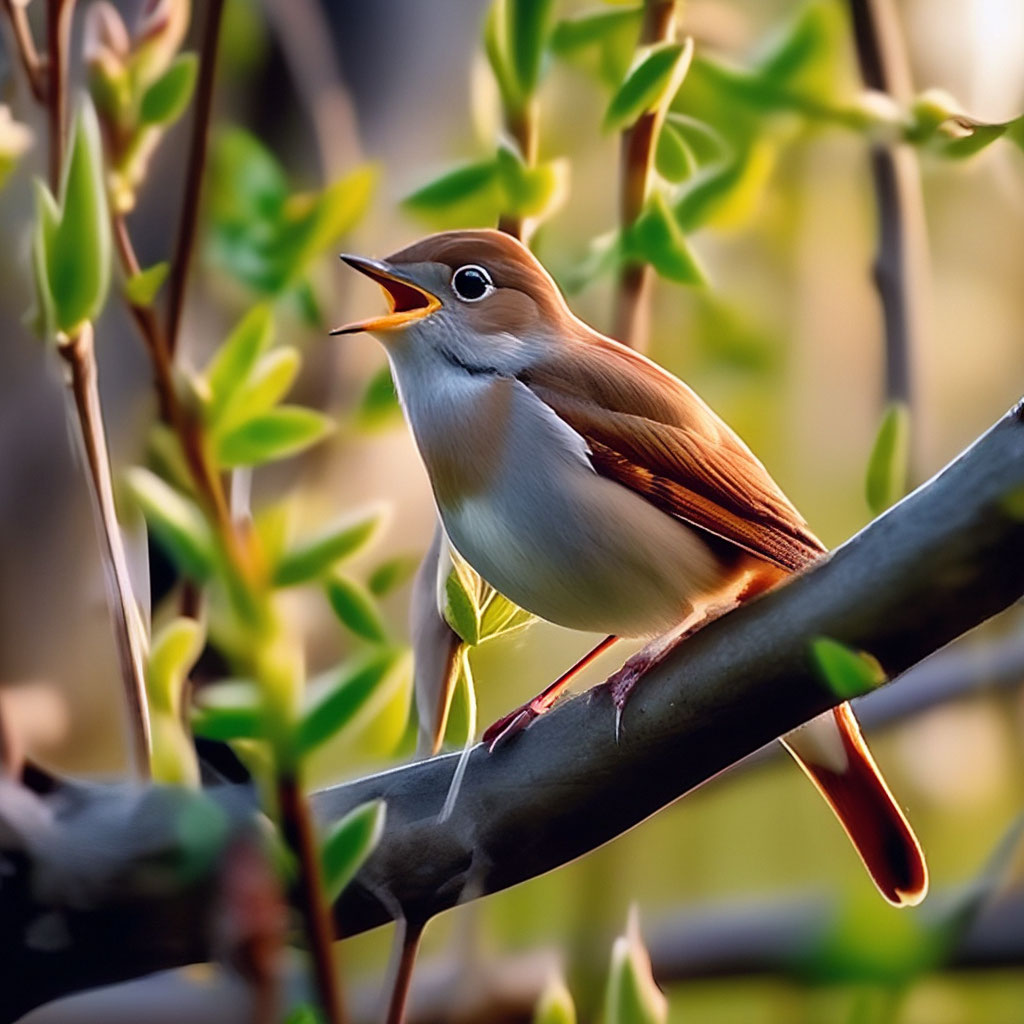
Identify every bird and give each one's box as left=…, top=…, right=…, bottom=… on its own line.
left=332, top=228, right=928, bottom=908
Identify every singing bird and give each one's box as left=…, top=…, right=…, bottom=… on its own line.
left=333, top=229, right=927, bottom=907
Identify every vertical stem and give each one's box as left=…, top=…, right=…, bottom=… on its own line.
left=383, top=917, right=425, bottom=1024
left=58, top=326, right=152, bottom=777
left=1, top=0, right=46, bottom=101
left=165, top=0, right=225, bottom=357
left=847, top=0, right=927, bottom=420
left=497, top=97, right=539, bottom=240
left=45, top=0, right=74, bottom=190
left=612, top=0, right=680, bottom=351
left=277, top=773, right=346, bottom=1024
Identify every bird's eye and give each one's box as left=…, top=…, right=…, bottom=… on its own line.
left=451, top=265, right=493, bottom=302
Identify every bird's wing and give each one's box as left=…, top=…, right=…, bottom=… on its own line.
left=518, top=338, right=826, bottom=573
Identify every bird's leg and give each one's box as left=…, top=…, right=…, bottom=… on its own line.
left=483, top=634, right=619, bottom=750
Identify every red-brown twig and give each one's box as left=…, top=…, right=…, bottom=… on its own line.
left=44, top=0, right=74, bottom=189
left=0, top=0, right=46, bottom=100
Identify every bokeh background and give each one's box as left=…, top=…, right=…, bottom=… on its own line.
left=2, top=1, right=1024, bottom=1021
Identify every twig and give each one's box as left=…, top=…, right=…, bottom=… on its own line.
left=45, top=0, right=74, bottom=190
left=847, top=0, right=927, bottom=413
left=0, top=0, right=46, bottom=100
left=58, top=325, right=152, bottom=776
left=277, top=774, right=346, bottom=1024
left=612, top=0, right=681, bottom=350
left=384, top=918, right=426, bottom=1024
left=164, top=0, right=225, bottom=357
left=497, top=97, right=539, bottom=239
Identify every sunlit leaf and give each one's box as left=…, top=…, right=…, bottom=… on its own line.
left=810, top=637, right=886, bottom=700
left=533, top=972, right=576, bottom=1024
left=479, top=590, right=535, bottom=642
left=444, top=567, right=480, bottom=645
left=274, top=507, right=386, bottom=587
left=603, top=41, right=692, bottom=133
left=216, top=406, right=333, bottom=467
left=191, top=679, right=265, bottom=741
left=124, top=261, right=169, bottom=306
left=496, top=144, right=569, bottom=218
left=298, top=649, right=408, bottom=754
left=754, top=0, right=838, bottom=98
left=125, top=467, right=217, bottom=580
left=216, top=348, right=302, bottom=433
left=139, top=52, right=197, bottom=125
left=675, top=142, right=775, bottom=232
left=148, top=617, right=204, bottom=716
left=320, top=799, right=386, bottom=903
left=403, top=159, right=502, bottom=228
left=654, top=120, right=697, bottom=182
left=506, top=0, right=556, bottom=98
left=865, top=401, right=910, bottom=516
left=626, top=191, right=705, bottom=284
left=550, top=7, right=641, bottom=55
left=604, top=909, right=667, bottom=1024
left=326, top=573, right=388, bottom=643
left=441, top=648, right=476, bottom=749
left=203, top=305, right=275, bottom=422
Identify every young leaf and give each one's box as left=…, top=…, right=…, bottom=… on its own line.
left=139, top=52, right=198, bottom=125
left=124, top=261, right=169, bottom=306
left=444, top=568, right=480, bottom=645
left=655, top=120, right=697, bottom=182
left=216, top=406, right=333, bottom=467
left=754, top=0, right=837, bottom=97
left=604, top=909, right=667, bottom=1024
left=298, top=649, right=409, bottom=755
left=203, top=305, right=275, bottom=422
left=326, top=573, right=388, bottom=643
left=479, top=590, right=535, bottom=643
left=403, top=159, right=502, bottom=228
left=551, top=7, right=642, bottom=56
left=274, top=507, right=386, bottom=587
left=147, top=617, right=204, bottom=716
left=215, top=348, right=302, bottom=433
left=29, top=180, right=59, bottom=336
left=533, top=972, right=576, bottom=1024
left=125, top=467, right=217, bottom=580
left=320, top=799, right=386, bottom=903
left=191, top=679, right=266, bottom=741
left=368, top=555, right=419, bottom=596
left=865, top=402, right=910, bottom=516
left=603, top=41, right=692, bottom=133
left=496, top=145, right=568, bottom=219
left=441, top=649, right=476, bottom=750
left=627, top=191, right=706, bottom=285
left=506, top=0, right=556, bottom=99
left=46, top=100, right=111, bottom=333
left=810, top=637, right=886, bottom=700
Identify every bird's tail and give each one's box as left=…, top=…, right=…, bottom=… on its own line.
left=782, top=702, right=928, bottom=907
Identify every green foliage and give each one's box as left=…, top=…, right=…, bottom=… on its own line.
left=325, top=573, right=388, bottom=643
left=125, top=468, right=217, bottom=581
left=191, top=680, right=265, bottom=742
left=604, top=910, right=667, bottom=1024
left=368, top=555, right=419, bottom=596
left=626, top=191, right=705, bottom=284
left=320, top=799, right=386, bottom=902
left=810, top=637, right=886, bottom=700
left=206, top=129, right=375, bottom=299
left=147, top=618, right=204, bottom=786
left=139, top=53, right=198, bottom=125
left=217, top=406, right=333, bottom=468
left=355, top=365, right=402, bottom=430
left=865, top=402, right=910, bottom=516
left=604, top=41, right=692, bottom=133
left=533, top=973, right=577, bottom=1024
left=485, top=0, right=556, bottom=111
left=124, top=261, right=169, bottom=306
left=31, top=101, right=111, bottom=336
left=550, top=6, right=642, bottom=89
left=274, top=508, right=385, bottom=587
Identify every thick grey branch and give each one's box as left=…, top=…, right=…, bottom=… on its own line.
left=320, top=402, right=1024, bottom=935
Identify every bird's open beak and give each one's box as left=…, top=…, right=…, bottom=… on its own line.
left=330, top=255, right=441, bottom=335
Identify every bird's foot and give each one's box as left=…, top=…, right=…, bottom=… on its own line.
left=604, top=646, right=668, bottom=740
left=482, top=698, right=548, bottom=751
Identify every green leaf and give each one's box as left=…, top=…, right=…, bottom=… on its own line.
left=147, top=617, right=204, bottom=716
left=125, top=467, right=217, bottom=580
left=674, top=142, right=776, bottom=232
left=326, top=573, right=388, bottom=643
left=479, top=590, right=535, bottom=642
left=29, top=180, right=59, bottom=336
left=216, top=406, right=333, bottom=467
left=274, top=507, right=386, bottom=587
left=320, top=799, right=386, bottom=903
left=209, top=128, right=289, bottom=226
left=484, top=0, right=519, bottom=110
left=551, top=7, right=642, bottom=55
left=655, top=120, right=697, bottom=182
left=444, top=567, right=480, bottom=645
left=368, top=555, right=419, bottom=596
left=216, top=348, right=302, bottom=433
left=603, top=41, right=692, bottom=133
left=533, top=972, right=576, bottom=1024
left=626, top=191, right=705, bottom=285
left=298, top=649, right=408, bottom=754
left=191, top=679, right=265, bottom=741
left=441, top=648, right=476, bottom=749
left=754, top=0, right=837, bottom=95
left=865, top=402, right=910, bottom=516
left=403, top=159, right=502, bottom=228
left=496, top=145, right=568, bottom=218
left=124, top=261, right=169, bottom=306
left=810, top=637, right=886, bottom=700
left=203, top=305, right=275, bottom=422
left=604, top=909, right=667, bottom=1024
left=46, top=100, right=111, bottom=332
left=139, top=52, right=198, bottom=125
left=506, top=0, right=556, bottom=98
left=355, top=364, right=401, bottom=430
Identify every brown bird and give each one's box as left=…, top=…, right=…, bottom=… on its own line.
left=333, top=229, right=928, bottom=907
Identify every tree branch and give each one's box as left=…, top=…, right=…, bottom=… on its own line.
left=2, top=404, right=1022, bottom=1019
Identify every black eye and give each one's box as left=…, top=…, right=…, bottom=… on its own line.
left=451, top=264, right=493, bottom=302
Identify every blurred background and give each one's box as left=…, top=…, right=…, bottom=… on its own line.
left=2, top=0, right=1024, bottom=1021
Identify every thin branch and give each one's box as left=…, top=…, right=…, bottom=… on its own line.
left=58, top=325, right=152, bottom=777
left=847, top=0, right=927, bottom=413
left=497, top=97, right=539, bottom=240
left=164, top=0, right=225, bottom=357
left=45, top=0, right=74, bottom=190
left=612, top=0, right=681, bottom=350
left=384, top=918, right=426, bottom=1024
left=0, top=0, right=46, bottom=100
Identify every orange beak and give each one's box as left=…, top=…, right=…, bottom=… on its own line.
left=330, top=255, right=441, bottom=335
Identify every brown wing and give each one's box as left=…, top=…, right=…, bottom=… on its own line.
left=518, top=334, right=826, bottom=573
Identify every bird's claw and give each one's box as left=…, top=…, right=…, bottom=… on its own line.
left=483, top=705, right=540, bottom=751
